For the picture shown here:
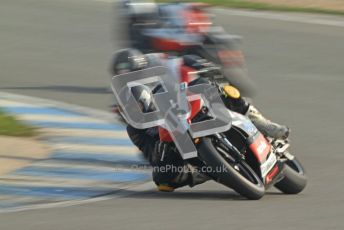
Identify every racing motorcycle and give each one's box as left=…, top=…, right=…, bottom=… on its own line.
left=111, top=56, right=307, bottom=200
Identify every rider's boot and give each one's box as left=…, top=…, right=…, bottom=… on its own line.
left=152, top=142, right=210, bottom=192
left=155, top=164, right=210, bottom=192
left=246, top=105, right=289, bottom=139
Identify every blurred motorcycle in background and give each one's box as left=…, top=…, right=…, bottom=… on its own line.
left=118, top=0, right=256, bottom=96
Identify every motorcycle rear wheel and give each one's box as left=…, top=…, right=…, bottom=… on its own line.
left=198, top=137, right=265, bottom=200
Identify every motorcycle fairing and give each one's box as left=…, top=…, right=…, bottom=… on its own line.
left=249, top=133, right=271, bottom=163
left=229, top=111, right=282, bottom=184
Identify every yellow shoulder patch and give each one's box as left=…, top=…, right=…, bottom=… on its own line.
left=223, top=85, right=241, bottom=99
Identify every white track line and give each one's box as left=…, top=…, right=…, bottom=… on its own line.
left=90, top=0, right=344, bottom=28
left=0, top=99, right=41, bottom=107
left=215, top=8, right=344, bottom=28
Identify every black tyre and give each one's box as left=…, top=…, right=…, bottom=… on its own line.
left=275, top=157, right=307, bottom=194
left=198, top=137, right=265, bottom=200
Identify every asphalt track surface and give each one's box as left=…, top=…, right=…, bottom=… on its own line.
left=1, top=0, right=344, bottom=229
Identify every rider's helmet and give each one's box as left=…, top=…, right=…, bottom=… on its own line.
left=111, top=48, right=148, bottom=75
left=111, top=48, right=155, bottom=113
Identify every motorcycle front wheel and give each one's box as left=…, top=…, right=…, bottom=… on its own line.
left=274, top=157, right=307, bottom=194
left=197, top=137, right=265, bottom=200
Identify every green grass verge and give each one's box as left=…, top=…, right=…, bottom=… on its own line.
left=158, top=0, right=344, bottom=16
left=0, top=109, right=37, bottom=137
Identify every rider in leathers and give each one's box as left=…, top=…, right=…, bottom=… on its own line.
left=112, top=49, right=289, bottom=192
